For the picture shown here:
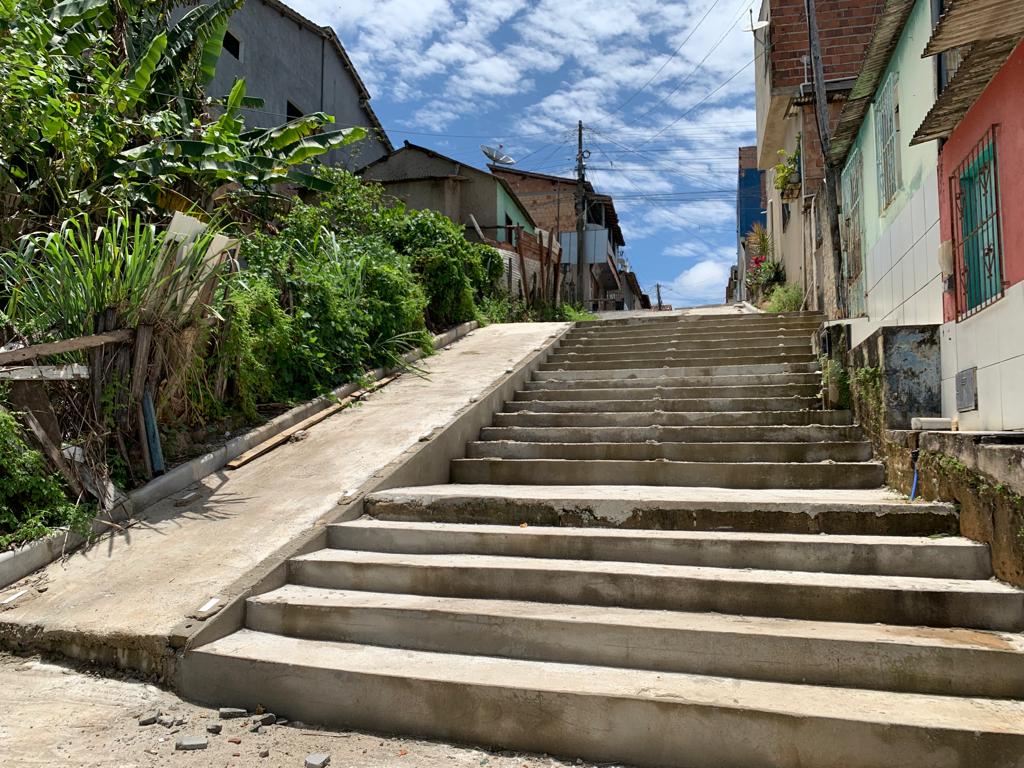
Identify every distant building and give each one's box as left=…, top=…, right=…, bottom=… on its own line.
left=490, top=167, right=643, bottom=311
left=735, top=145, right=767, bottom=303
left=363, top=143, right=561, bottom=301
left=187, top=0, right=392, bottom=170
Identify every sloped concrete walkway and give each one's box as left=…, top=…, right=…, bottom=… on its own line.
left=0, top=323, right=565, bottom=675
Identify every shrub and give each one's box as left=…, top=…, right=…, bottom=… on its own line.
left=0, top=408, right=92, bottom=550
left=764, top=283, right=804, bottom=313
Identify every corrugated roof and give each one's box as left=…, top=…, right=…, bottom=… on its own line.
left=924, top=0, right=1024, bottom=55
left=911, top=34, right=1020, bottom=144
left=829, top=0, right=916, bottom=166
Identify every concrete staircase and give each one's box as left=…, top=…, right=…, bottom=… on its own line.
left=183, top=311, right=1024, bottom=768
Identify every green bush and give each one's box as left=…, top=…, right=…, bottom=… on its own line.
left=0, top=408, right=92, bottom=550
left=764, top=283, right=804, bottom=313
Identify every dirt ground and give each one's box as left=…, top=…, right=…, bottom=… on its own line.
left=0, top=654, right=616, bottom=768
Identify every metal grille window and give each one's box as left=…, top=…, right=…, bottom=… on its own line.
left=875, top=73, right=901, bottom=210
left=840, top=149, right=867, bottom=317
left=950, top=126, right=1005, bottom=320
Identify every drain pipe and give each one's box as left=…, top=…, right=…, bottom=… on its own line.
left=909, top=448, right=920, bottom=501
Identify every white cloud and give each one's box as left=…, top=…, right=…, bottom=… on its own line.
left=665, top=258, right=734, bottom=306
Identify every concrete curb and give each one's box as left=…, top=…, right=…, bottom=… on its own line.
left=0, top=321, right=478, bottom=591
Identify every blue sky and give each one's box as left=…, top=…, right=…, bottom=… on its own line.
left=293, top=0, right=759, bottom=307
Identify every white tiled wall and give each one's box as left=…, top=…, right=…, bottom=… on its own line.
left=941, top=280, right=1024, bottom=431
left=850, top=170, right=944, bottom=347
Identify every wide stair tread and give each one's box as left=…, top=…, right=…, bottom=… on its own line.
left=186, top=630, right=1024, bottom=768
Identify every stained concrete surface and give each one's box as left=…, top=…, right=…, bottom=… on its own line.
left=0, top=323, right=565, bottom=671
left=0, top=653, right=605, bottom=768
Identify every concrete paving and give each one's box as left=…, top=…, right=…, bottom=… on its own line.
left=0, top=322, right=566, bottom=675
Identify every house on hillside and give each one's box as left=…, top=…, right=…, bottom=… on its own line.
left=362, top=143, right=558, bottom=302
left=754, top=0, right=884, bottom=312
left=910, top=1, right=1024, bottom=430
left=184, top=0, right=392, bottom=170
left=735, top=145, right=767, bottom=303
left=490, top=166, right=634, bottom=311
left=829, top=0, right=946, bottom=346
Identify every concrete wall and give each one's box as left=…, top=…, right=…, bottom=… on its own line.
left=939, top=280, right=1024, bottom=431
left=765, top=116, right=806, bottom=294
left=201, top=0, right=388, bottom=169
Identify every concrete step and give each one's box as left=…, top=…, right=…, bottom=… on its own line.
left=328, top=520, right=989, bottom=579
left=492, top=409, right=853, bottom=428
left=246, top=586, right=1024, bottom=698
left=467, top=440, right=873, bottom=463
left=479, top=424, right=865, bottom=443
left=182, top=631, right=1024, bottom=768
left=525, top=371, right=823, bottom=390
left=561, top=326, right=820, bottom=347
left=364, top=485, right=960, bottom=535
left=564, top=322, right=822, bottom=343
left=450, top=457, right=885, bottom=489
left=548, top=345, right=813, bottom=364
left=557, top=335, right=813, bottom=355
left=577, top=313, right=823, bottom=331
left=536, top=360, right=820, bottom=381
left=502, top=396, right=821, bottom=414
left=289, top=549, right=1024, bottom=630
left=542, top=351, right=819, bottom=371
left=515, top=383, right=822, bottom=401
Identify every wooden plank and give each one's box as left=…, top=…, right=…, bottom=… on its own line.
left=226, top=375, right=399, bottom=470
left=0, top=364, right=90, bottom=381
left=0, top=329, right=134, bottom=365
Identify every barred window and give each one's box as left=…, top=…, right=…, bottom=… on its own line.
left=875, top=73, right=901, bottom=210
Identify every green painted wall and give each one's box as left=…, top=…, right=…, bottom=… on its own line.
left=845, top=0, right=938, bottom=252
left=495, top=183, right=535, bottom=243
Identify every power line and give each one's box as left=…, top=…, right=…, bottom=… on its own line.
left=599, top=0, right=726, bottom=121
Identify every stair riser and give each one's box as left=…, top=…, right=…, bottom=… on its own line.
left=479, top=425, right=865, bottom=443
left=515, top=384, right=822, bottom=401
left=467, top=441, right=873, bottom=463
left=543, top=352, right=818, bottom=368
left=562, top=326, right=819, bottom=343
left=557, top=337, right=813, bottom=354
left=246, top=601, right=1020, bottom=698
left=537, top=361, right=820, bottom=381
left=549, top=347, right=813, bottom=364
left=525, top=373, right=823, bottom=390
left=289, top=560, right=1021, bottom=630
left=539, top=355, right=818, bottom=372
left=181, top=651, right=1024, bottom=768
left=492, top=410, right=854, bottom=427
left=450, top=459, right=885, bottom=489
left=502, top=397, right=821, bottom=414
left=326, top=527, right=988, bottom=579
left=573, top=315, right=822, bottom=332
left=363, top=496, right=959, bottom=536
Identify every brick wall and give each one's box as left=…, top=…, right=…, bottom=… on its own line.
left=490, top=170, right=576, bottom=236
left=769, top=0, right=884, bottom=89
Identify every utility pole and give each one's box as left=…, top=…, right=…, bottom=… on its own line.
left=805, top=0, right=848, bottom=318
left=656, top=283, right=663, bottom=311
left=575, top=120, right=588, bottom=306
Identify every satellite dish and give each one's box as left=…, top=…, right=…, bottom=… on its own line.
left=481, top=144, right=516, bottom=165
left=744, top=9, right=769, bottom=32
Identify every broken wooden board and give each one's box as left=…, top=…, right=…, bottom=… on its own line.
left=225, top=375, right=399, bottom=470
left=0, top=364, right=90, bottom=381
left=0, top=330, right=134, bottom=365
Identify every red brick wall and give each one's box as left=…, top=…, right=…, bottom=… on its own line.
left=769, top=0, right=884, bottom=88
left=799, top=101, right=845, bottom=184
left=491, top=170, right=576, bottom=236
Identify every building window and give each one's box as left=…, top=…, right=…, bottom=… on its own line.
left=875, top=72, right=901, bottom=210
left=950, top=126, right=1004, bottom=320
left=286, top=100, right=303, bottom=121
left=223, top=30, right=241, bottom=60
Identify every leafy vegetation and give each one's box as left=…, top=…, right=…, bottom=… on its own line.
left=764, top=283, right=803, bottom=313
left=773, top=144, right=801, bottom=192
left=0, top=407, right=92, bottom=549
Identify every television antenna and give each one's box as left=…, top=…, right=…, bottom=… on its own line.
left=481, top=144, right=516, bottom=165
